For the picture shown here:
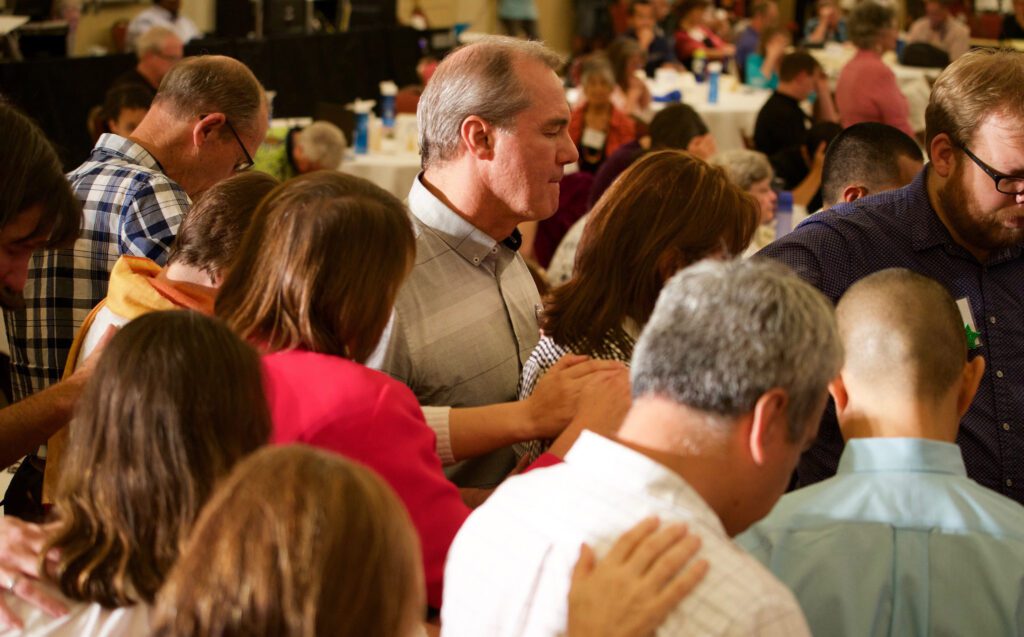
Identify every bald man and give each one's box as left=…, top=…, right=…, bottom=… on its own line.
left=739, top=268, right=1024, bottom=636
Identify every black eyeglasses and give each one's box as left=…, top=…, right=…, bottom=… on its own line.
left=201, top=114, right=254, bottom=172
left=958, top=144, right=1024, bottom=196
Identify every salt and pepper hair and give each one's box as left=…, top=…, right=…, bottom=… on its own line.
left=847, top=1, right=895, bottom=50
left=135, top=25, right=179, bottom=60
left=154, top=55, right=266, bottom=137
left=712, top=149, right=775, bottom=192
left=632, top=259, right=843, bottom=441
left=296, top=121, right=347, bottom=170
left=417, top=35, right=565, bottom=168
left=580, top=54, right=616, bottom=87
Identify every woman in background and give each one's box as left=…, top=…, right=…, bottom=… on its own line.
left=569, top=55, right=637, bottom=173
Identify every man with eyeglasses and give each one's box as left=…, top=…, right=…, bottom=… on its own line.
left=760, top=48, right=1024, bottom=504
left=6, top=54, right=267, bottom=400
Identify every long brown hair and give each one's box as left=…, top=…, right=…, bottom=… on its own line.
left=45, top=310, right=271, bottom=607
left=543, top=150, right=758, bottom=350
left=150, top=445, right=424, bottom=637
left=215, top=171, right=415, bottom=363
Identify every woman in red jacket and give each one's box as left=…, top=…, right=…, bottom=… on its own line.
left=569, top=54, right=637, bottom=173
left=215, top=172, right=469, bottom=611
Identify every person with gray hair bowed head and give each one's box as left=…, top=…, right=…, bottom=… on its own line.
left=252, top=120, right=347, bottom=181
left=442, top=258, right=841, bottom=636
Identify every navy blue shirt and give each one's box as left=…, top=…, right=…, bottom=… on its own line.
left=759, top=168, right=1024, bottom=503
left=623, top=29, right=678, bottom=77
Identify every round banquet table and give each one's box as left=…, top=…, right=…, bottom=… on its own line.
left=341, top=152, right=422, bottom=200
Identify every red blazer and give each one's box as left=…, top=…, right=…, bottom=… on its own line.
left=569, top=102, right=637, bottom=159
left=263, top=349, right=470, bottom=609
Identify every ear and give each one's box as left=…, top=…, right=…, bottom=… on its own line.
left=748, top=388, right=788, bottom=466
left=460, top=115, right=495, bottom=161
left=956, top=355, right=985, bottom=419
left=193, top=112, right=226, bottom=149
left=928, top=132, right=957, bottom=179
left=842, top=185, right=868, bottom=203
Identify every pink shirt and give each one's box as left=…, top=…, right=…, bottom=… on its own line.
left=262, top=349, right=470, bottom=609
left=835, top=49, right=915, bottom=138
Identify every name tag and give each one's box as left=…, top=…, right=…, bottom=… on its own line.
left=956, top=297, right=982, bottom=349
left=581, top=127, right=607, bottom=151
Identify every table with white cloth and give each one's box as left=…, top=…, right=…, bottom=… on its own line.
left=810, top=44, right=937, bottom=133
left=568, top=78, right=772, bottom=152
left=342, top=152, right=422, bottom=200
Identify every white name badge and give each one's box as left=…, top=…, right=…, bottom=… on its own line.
left=956, top=297, right=982, bottom=349
left=581, top=127, right=607, bottom=151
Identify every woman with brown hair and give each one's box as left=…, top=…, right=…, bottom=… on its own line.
left=214, top=171, right=470, bottom=612
left=518, top=150, right=759, bottom=459
left=150, top=444, right=425, bottom=637
left=0, top=310, right=271, bottom=634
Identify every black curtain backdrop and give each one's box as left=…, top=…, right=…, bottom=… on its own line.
left=0, top=26, right=423, bottom=170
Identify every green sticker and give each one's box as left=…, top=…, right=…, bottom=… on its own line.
left=965, top=323, right=981, bottom=349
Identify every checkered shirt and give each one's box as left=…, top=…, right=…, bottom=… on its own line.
left=5, top=134, right=189, bottom=399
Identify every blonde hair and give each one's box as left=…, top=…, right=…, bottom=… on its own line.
left=926, top=48, right=1024, bottom=150
left=150, top=445, right=423, bottom=637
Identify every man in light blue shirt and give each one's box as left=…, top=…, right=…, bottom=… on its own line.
left=739, top=268, right=1024, bottom=637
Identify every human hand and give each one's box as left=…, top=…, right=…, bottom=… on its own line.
left=546, top=365, right=631, bottom=458
left=567, top=517, right=709, bottom=637
left=526, top=355, right=628, bottom=440
left=0, top=518, right=66, bottom=630
left=637, top=28, right=655, bottom=52
left=811, top=140, right=827, bottom=171
left=67, top=325, right=118, bottom=387
left=687, top=133, right=718, bottom=162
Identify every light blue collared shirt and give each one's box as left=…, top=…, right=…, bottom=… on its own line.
left=739, top=438, right=1024, bottom=637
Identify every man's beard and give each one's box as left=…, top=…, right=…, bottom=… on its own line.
left=937, top=159, right=1024, bottom=258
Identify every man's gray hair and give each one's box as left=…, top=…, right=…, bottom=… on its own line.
left=136, top=26, right=179, bottom=60
left=847, top=1, right=895, bottom=50
left=154, top=55, right=266, bottom=137
left=712, top=149, right=774, bottom=192
left=417, top=35, right=565, bottom=168
left=631, top=259, right=842, bottom=440
left=297, top=121, right=347, bottom=170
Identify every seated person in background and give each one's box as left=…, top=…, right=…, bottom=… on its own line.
left=150, top=448, right=709, bottom=637
left=126, top=0, right=201, bottom=51
left=770, top=121, right=842, bottom=211
left=395, top=56, right=439, bottom=115
left=518, top=151, right=758, bottom=460
left=803, top=0, right=847, bottom=45
left=736, top=0, right=780, bottom=82
left=836, top=1, right=915, bottom=137
left=1002, top=0, right=1024, bottom=40
left=820, top=122, right=924, bottom=209
left=673, top=0, right=735, bottom=71
left=548, top=104, right=716, bottom=285
left=623, top=0, right=680, bottom=76
left=569, top=55, right=636, bottom=173
left=907, top=0, right=969, bottom=62
left=110, top=26, right=183, bottom=97
left=101, top=84, right=152, bottom=138
left=606, top=37, right=653, bottom=122
left=744, top=25, right=789, bottom=88
left=40, top=171, right=277, bottom=501
left=0, top=311, right=270, bottom=634
left=712, top=149, right=777, bottom=254
left=252, top=120, right=347, bottom=181
left=739, top=269, right=1024, bottom=637
left=753, top=51, right=838, bottom=158
left=442, top=258, right=842, bottom=636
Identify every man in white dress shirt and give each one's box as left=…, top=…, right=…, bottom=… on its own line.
left=441, top=259, right=843, bottom=636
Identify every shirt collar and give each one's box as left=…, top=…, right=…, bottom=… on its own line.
left=565, top=431, right=728, bottom=538
left=93, top=133, right=164, bottom=173
left=836, top=438, right=967, bottom=477
left=908, top=166, right=1023, bottom=263
left=408, top=174, right=516, bottom=267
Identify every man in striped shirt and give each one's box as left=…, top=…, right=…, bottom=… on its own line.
left=6, top=55, right=268, bottom=399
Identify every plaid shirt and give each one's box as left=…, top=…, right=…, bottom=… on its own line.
left=5, top=134, right=190, bottom=399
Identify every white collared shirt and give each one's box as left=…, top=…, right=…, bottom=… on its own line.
left=441, top=432, right=810, bottom=636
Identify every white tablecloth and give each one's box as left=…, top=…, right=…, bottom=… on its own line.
left=341, top=152, right=421, bottom=200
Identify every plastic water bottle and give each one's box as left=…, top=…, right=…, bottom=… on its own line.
left=707, top=61, right=721, bottom=105
left=775, top=190, right=794, bottom=237
left=379, top=80, right=398, bottom=130
left=349, top=99, right=375, bottom=155
left=692, top=48, right=707, bottom=83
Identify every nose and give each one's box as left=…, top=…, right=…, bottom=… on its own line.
left=560, top=130, right=579, bottom=165
left=2, top=254, right=30, bottom=295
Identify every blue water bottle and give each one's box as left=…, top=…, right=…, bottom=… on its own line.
left=707, top=62, right=721, bottom=105
left=354, top=111, right=369, bottom=155
left=775, top=190, right=794, bottom=237
left=380, top=81, right=397, bottom=130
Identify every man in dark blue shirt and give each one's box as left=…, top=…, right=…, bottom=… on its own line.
left=622, top=0, right=679, bottom=77
left=760, top=48, right=1024, bottom=503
